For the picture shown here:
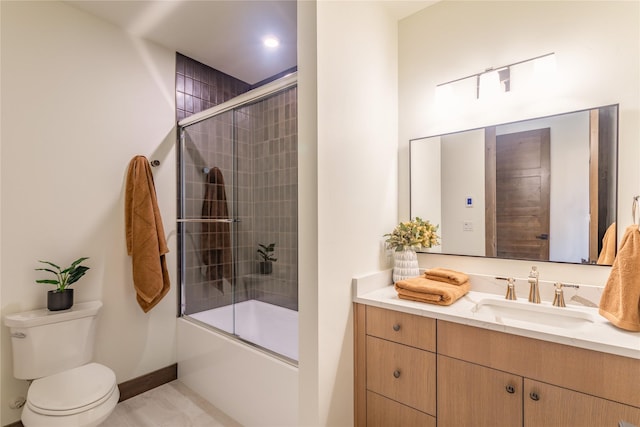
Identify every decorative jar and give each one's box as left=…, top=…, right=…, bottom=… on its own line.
left=392, top=248, right=419, bottom=283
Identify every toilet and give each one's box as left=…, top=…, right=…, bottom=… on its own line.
left=4, top=300, right=119, bottom=427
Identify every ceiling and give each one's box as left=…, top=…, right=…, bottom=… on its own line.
left=66, top=1, right=434, bottom=85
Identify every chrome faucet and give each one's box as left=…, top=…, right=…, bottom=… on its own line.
left=505, top=277, right=517, bottom=300
left=528, top=266, right=540, bottom=303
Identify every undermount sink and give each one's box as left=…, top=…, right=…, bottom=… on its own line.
left=472, top=297, right=596, bottom=330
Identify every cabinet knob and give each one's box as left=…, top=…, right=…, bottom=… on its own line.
left=505, top=385, right=515, bottom=394
left=529, top=392, right=540, bottom=401
left=393, top=370, right=401, bottom=379
left=392, top=323, right=401, bottom=332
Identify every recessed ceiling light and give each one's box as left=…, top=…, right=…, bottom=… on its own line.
left=263, top=36, right=280, bottom=48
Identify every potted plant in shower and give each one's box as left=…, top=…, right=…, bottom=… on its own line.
left=257, top=243, right=277, bottom=275
left=35, top=257, right=90, bottom=311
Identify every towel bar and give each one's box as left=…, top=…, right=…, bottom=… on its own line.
left=177, top=218, right=239, bottom=223
left=633, top=196, right=639, bottom=229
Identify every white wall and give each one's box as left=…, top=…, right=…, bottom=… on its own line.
left=399, top=1, right=639, bottom=285
left=297, top=1, right=320, bottom=425
left=441, top=129, right=485, bottom=256
left=410, top=135, right=442, bottom=253
left=299, top=1, right=400, bottom=425
left=0, top=2, right=177, bottom=425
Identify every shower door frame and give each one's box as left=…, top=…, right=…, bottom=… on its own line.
left=176, top=72, right=298, bottom=359
left=177, top=113, right=239, bottom=321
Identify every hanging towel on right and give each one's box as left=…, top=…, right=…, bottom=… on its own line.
left=599, top=224, right=640, bottom=332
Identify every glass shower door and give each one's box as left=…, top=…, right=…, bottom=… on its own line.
left=178, top=82, right=298, bottom=361
left=179, top=110, right=237, bottom=334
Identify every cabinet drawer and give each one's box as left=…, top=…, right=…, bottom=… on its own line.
left=367, top=391, right=436, bottom=427
left=366, top=335, right=436, bottom=415
left=366, top=305, right=435, bottom=351
left=524, top=379, right=640, bottom=427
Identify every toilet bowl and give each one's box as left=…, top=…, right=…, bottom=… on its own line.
left=21, top=363, right=119, bottom=427
left=4, top=301, right=119, bottom=427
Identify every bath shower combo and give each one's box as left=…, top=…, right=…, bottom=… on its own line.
left=176, top=73, right=299, bottom=426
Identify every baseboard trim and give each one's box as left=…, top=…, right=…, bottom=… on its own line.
left=118, top=363, right=178, bottom=402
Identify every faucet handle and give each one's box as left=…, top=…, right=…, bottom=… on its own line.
left=528, top=266, right=541, bottom=303
left=505, top=277, right=517, bottom=300
left=553, top=282, right=566, bottom=307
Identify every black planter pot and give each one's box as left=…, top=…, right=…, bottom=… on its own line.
left=259, top=261, right=273, bottom=275
left=47, top=289, right=74, bottom=311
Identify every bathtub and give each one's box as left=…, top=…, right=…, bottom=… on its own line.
left=177, top=300, right=299, bottom=426
left=188, top=299, right=298, bottom=361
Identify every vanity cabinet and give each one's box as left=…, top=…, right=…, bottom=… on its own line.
left=354, top=304, right=640, bottom=426
left=437, top=353, right=640, bottom=427
left=438, top=320, right=640, bottom=427
left=354, top=304, right=436, bottom=427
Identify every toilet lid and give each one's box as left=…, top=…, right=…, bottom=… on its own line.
left=28, top=363, right=117, bottom=416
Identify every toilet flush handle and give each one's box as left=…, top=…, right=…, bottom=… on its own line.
left=11, top=332, right=26, bottom=339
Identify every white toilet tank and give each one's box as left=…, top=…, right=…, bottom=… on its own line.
left=4, top=301, right=102, bottom=380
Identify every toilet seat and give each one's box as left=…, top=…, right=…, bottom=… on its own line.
left=27, top=363, right=117, bottom=416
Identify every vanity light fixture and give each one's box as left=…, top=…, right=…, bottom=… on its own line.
left=436, top=53, right=555, bottom=100
left=477, top=66, right=510, bottom=99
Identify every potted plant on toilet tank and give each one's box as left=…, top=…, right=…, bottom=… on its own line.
left=35, top=257, right=90, bottom=311
left=257, top=243, right=277, bottom=274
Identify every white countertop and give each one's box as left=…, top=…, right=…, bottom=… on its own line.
left=353, top=270, right=640, bottom=360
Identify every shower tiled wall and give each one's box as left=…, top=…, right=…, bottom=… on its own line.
left=177, top=54, right=298, bottom=314
left=240, top=87, right=298, bottom=310
left=175, top=53, right=251, bottom=122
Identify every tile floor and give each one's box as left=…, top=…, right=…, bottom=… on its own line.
left=101, top=380, right=242, bottom=427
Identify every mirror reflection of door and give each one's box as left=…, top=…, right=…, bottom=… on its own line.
left=486, top=128, right=551, bottom=260
left=591, top=106, right=618, bottom=264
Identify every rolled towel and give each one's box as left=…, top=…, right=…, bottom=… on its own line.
left=424, top=268, right=469, bottom=286
left=395, top=277, right=470, bottom=306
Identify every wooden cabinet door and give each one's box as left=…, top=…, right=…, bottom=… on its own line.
left=366, top=391, right=435, bottom=427
left=437, top=355, right=522, bottom=427
left=524, top=379, right=640, bottom=427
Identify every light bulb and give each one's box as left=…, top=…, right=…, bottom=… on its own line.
left=263, top=36, right=280, bottom=48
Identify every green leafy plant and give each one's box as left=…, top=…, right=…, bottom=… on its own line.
left=257, top=243, right=277, bottom=262
left=35, top=257, right=90, bottom=292
left=384, top=217, right=440, bottom=251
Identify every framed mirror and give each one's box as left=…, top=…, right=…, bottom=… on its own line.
left=410, top=105, right=617, bottom=265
